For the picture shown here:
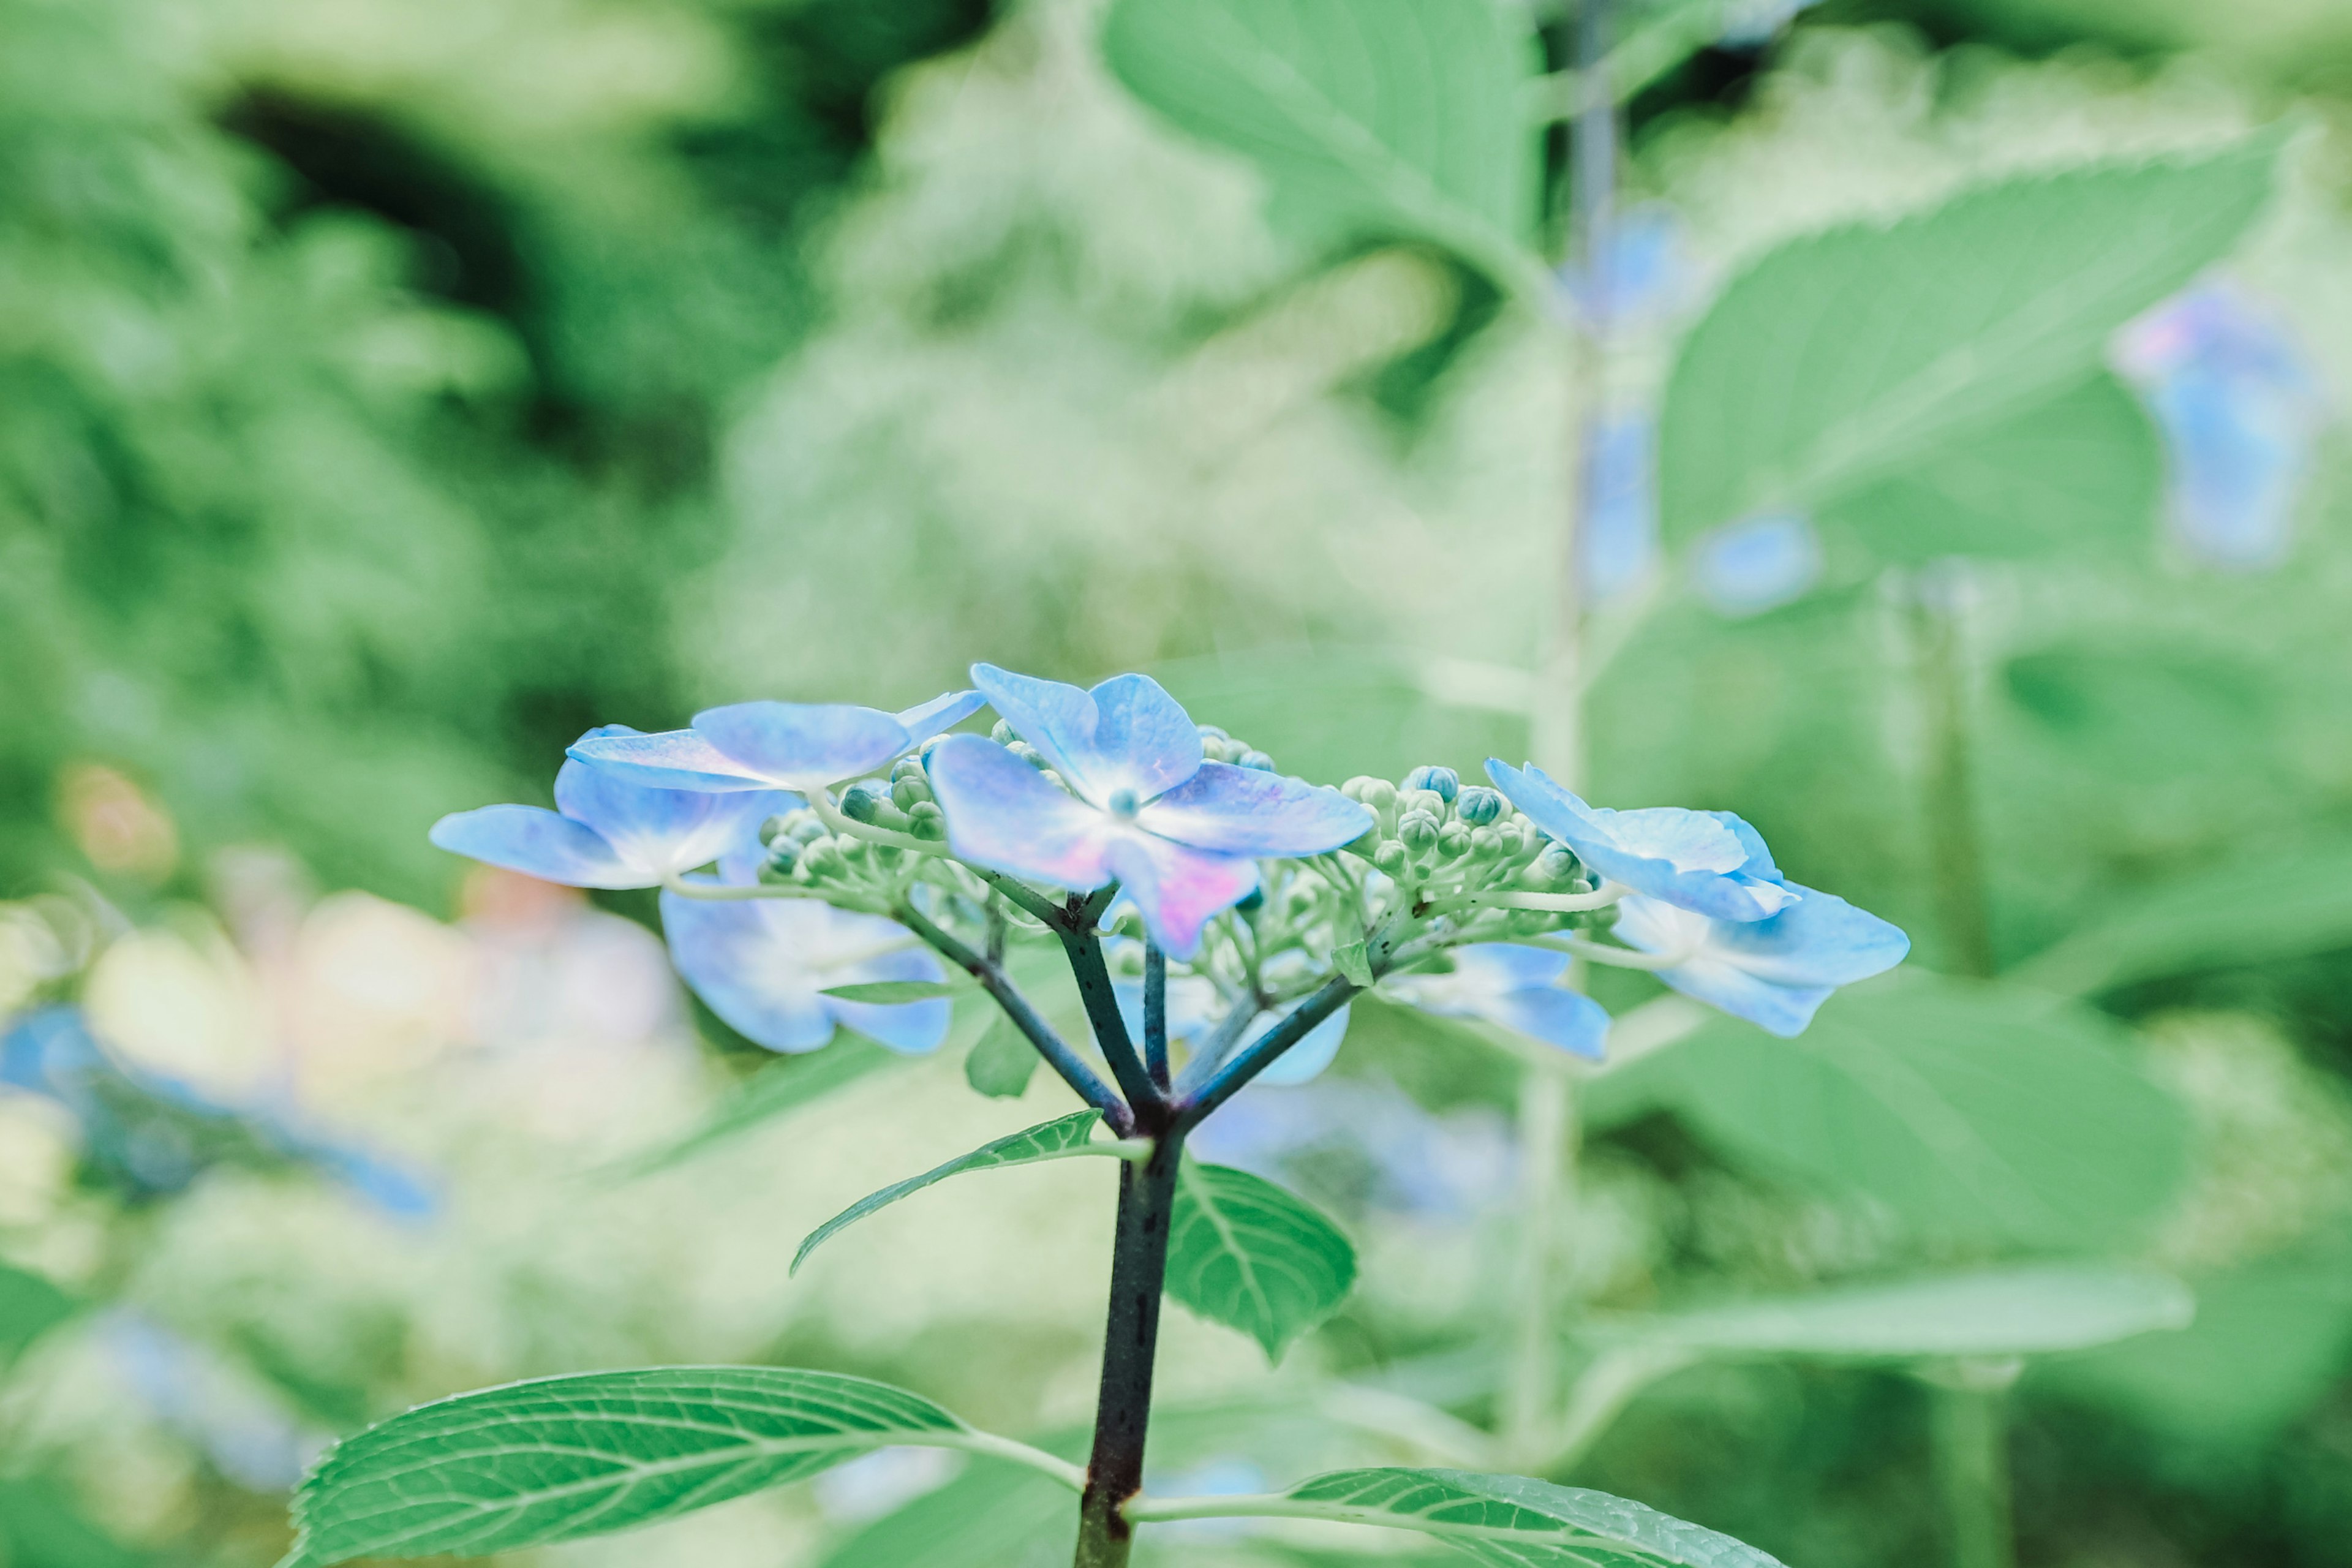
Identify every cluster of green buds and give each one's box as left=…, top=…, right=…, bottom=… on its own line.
left=1338, top=764, right=1596, bottom=935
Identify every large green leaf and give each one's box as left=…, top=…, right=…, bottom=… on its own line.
left=1660, top=135, right=2282, bottom=546
left=1606, top=1263, right=2192, bottom=1362
left=1588, top=976, right=2191, bottom=1248
left=288, top=1368, right=1012, bottom=1563
left=1132, top=1466, right=1787, bottom=1566
left=0, top=1262, right=75, bottom=1368
left=1167, top=1160, right=1357, bottom=1361
left=1817, top=372, right=2161, bottom=562
left=1101, top=0, right=1544, bottom=287
left=793, top=1111, right=1117, bottom=1275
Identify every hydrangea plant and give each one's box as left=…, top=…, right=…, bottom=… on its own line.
left=283, top=666, right=1904, bottom=1568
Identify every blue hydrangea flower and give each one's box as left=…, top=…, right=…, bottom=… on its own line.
left=565, top=692, right=985, bottom=794
left=659, top=892, right=952, bottom=1055
left=1580, top=416, right=1657, bottom=606
left=1485, top=761, right=1797, bottom=922
left=1384, top=944, right=1608, bottom=1060
left=1694, top=513, right=1820, bottom=616
left=925, top=666, right=1373, bottom=957
left=1611, top=888, right=1909, bottom=1036
left=430, top=726, right=791, bottom=889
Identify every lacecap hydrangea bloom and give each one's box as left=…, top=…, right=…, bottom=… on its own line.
left=568, top=692, right=984, bottom=793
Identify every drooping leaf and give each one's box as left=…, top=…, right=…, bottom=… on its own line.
left=1587, top=976, right=2192, bottom=1249
left=794, top=1111, right=1114, bottom=1275
left=1167, top=1159, right=1356, bottom=1360
left=1817, top=372, right=2162, bottom=563
left=1605, top=1264, right=2192, bottom=1363
left=966, top=1009, right=1042, bottom=1098
left=617, top=1035, right=900, bottom=1179
left=0, top=1263, right=76, bottom=1368
left=290, top=1368, right=979, bottom=1563
left=1101, top=0, right=1545, bottom=287
left=1660, top=135, right=2283, bottom=546
left=1135, top=1466, right=1787, bottom=1566
left=820, top=980, right=961, bottom=1003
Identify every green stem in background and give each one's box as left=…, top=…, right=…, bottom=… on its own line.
left=1909, top=568, right=1999, bottom=979
left=1502, top=1053, right=1574, bottom=1467
left=1927, top=1363, right=2021, bottom=1568
left=1072, top=1129, right=1186, bottom=1568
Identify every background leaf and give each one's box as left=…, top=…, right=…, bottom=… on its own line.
left=965, top=1011, right=1043, bottom=1098
left=1101, top=0, right=1544, bottom=284
left=618, top=1036, right=902, bottom=1180
left=1659, top=136, right=2282, bottom=546
left=793, top=1110, right=1112, bottom=1274
left=293, top=1367, right=972, bottom=1563
left=1167, top=1159, right=1357, bottom=1361
left=0, top=1262, right=75, bottom=1370
left=821, top=981, right=961, bottom=1004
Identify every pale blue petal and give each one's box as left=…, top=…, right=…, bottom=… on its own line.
left=1700, top=883, right=1910, bottom=989
left=824, top=938, right=952, bottom=1055
left=1486, top=987, right=1609, bottom=1060
left=567, top=727, right=774, bottom=793
left=658, top=892, right=837, bottom=1051
left=927, top=735, right=1116, bottom=891
left=970, top=664, right=1202, bottom=809
left=1136, top=763, right=1373, bottom=858
left=554, top=737, right=786, bottom=877
left=693, top=701, right=914, bottom=790
left=1099, top=832, right=1259, bottom=961
left=895, top=690, right=987, bottom=738
left=1654, top=957, right=1836, bottom=1038
left=1695, top=513, right=1820, bottom=617
left=429, top=805, right=642, bottom=889
left=1254, top=1004, right=1351, bottom=1087
left=1449, top=943, right=1572, bottom=992
left=1486, top=761, right=1795, bottom=921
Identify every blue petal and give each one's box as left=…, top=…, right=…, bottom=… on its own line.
left=927, top=735, right=1117, bottom=892
left=693, top=702, right=916, bottom=790
left=1485, top=761, right=1795, bottom=921
left=970, top=665, right=1202, bottom=809
left=567, top=726, right=775, bottom=793
left=1098, top=832, right=1259, bottom=961
left=1486, top=987, right=1609, bottom=1059
left=429, top=805, right=641, bottom=888
left=554, top=737, right=785, bottom=876
left=1699, top=883, right=1911, bottom=989
left=1253, top=1003, right=1351, bottom=1087
left=1694, top=513, right=1820, bottom=617
left=659, top=892, right=837, bottom=1051
left=895, top=690, right=987, bottom=738
left=1654, top=958, right=1836, bottom=1038
left=1448, top=943, right=1572, bottom=992
left=1137, top=763, right=1373, bottom=858
left=824, top=942, right=953, bottom=1055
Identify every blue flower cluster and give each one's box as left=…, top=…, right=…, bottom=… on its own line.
left=430, top=665, right=1907, bottom=1100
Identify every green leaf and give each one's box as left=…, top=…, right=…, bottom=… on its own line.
left=1167, top=1160, right=1356, bottom=1361
left=793, top=1111, right=1114, bottom=1275
left=1817, top=372, right=2161, bottom=562
left=0, top=1262, right=75, bottom=1369
left=0, top=1476, right=154, bottom=1568
left=1586, top=976, right=2192, bottom=1250
left=1660, top=135, right=2283, bottom=547
left=820, top=980, right=960, bottom=1003
left=965, top=1009, right=1042, bottom=1098
left=1332, top=940, right=1374, bottom=989
left=2014, top=835, right=2352, bottom=995
left=291, top=1368, right=978, bottom=1563
left=1101, top=0, right=1545, bottom=287
left=1606, top=1264, right=2192, bottom=1363
left=1136, top=1466, right=1788, bottom=1566
left=617, top=1035, right=899, bottom=1180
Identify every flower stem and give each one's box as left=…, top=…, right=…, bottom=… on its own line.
left=1931, top=1374, right=2018, bottom=1568
left=1909, top=570, right=1998, bottom=979
left=1072, top=1128, right=1186, bottom=1568
left=1142, top=944, right=1169, bottom=1088
left=1502, top=1052, right=1575, bottom=1468
left=1060, top=925, right=1165, bottom=1121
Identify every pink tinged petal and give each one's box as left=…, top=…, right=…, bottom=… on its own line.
left=658, top=893, right=837, bottom=1051
left=430, top=805, right=644, bottom=888
left=1252, top=1003, right=1351, bottom=1087
left=894, top=690, right=986, bottom=739
left=1098, top=833, right=1259, bottom=960
left=692, top=701, right=914, bottom=789
left=926, top=734, right=1118, bottom=891
left=567, top=727, right=775, bottom=793
left=969, top=665, right=1202, bottom=808
left=1136, top=763, right=1373, bottom=858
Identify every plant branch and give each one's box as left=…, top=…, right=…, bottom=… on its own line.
left=1142, top=944, right=1169, bottom=1089
left=938, top=1429, right=1089, bottom=1493
left=1060, top=924, right=1164, bottom=1124
left=1072, top=1129, right=1186, bottom=1567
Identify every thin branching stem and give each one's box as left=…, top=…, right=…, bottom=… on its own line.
left=1060, top=924, right=1164, bottom=1123
left=1142, top=943, right=1169, bottom=1088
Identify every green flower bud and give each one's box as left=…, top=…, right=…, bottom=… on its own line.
left=1436, top=824, right=1472, bottom=861
left=758, top=839, right=801, bottom=882
left=1197, top=724, right=1231, bottom=742
left=1372, top=841, right=1409, bottom=877
left=891, top=773, right=933, bottom=812
left=1007, top=741, right=1047, bottom=769
left=1237, top=748, right=1276, bottom=772
left=1403, top=765, right=1458, bottom=803
left=1362, top=778, right=1398, bottom=813
left=840, top=780, right=892, bottom=823
left=1237, top=888, right=1265, bottom=913
left=1402, top=788, right=1447, bottom=821
left=1454, top=786, right=1504, bottom=826
left=990, top=719, right=1019, bottom=745
left=891, top=754, right=927, bottom=783
left=1525, top=842, right=1580, bottom=888
left=1468, top=825, right=1500, bottom=859
left=782, top=809, right=826, bottom=844
left=908, top=801, right=947, bottom=840
left=801, top=837, right=848, bottom=880
left=1504, top=908, right=1556, bottom=937
left=1344, top=823, right=1381, bottom=856
left=1398, top=811, right=1441, bottom=853
left=758, top=813, right=795, bottom=848
left=1341, top=775, right=1383, bottom=802
left=839, top=835, right=872, bottom=866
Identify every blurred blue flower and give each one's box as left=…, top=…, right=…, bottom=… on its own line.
left=1485, top=762, right=1797, bottom=922
left=1188, top=1079, right=1515, bottom=1221
left=2117, top=283, right=2328, bottom=571
left=1558, top=205, right=1690, bottom=328
left=1693, top=513, right=1820, bottom=616
left=431, top=726, right=790, bottom=889
left=1384, top=943, right=1608, bottom=1060
left=1107, top=955, right=1348, bottom=1087
left=1581, top=415, right=1657, bottom=606
left=99, top=1311, right=322, bottom=1491
left=1612, top=887, right=1909, bottom=1036
left=925, top=666, right=1372, bottom=957
left=567, top=692, right=983, bottom=793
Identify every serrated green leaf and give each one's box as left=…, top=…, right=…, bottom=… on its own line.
left=616, top=1035, right=900, bottom=1180
left=1332, top=941, right=1374, bottom=989
left=794, top=1112, right=1113, bottom=1275
left=1604, top=1264, right=2192, bottom=1362
left=965, top=1009, right=1042, bottom=1098
left=1817, top=372, right=2161, bottom=562
left=1660, top=135, right=2283, bottom=546
left=1586, top=976, right=2191, bottom=1250
left=820, top=979, right=960, bottom=1003
left=0, top=1262, right=75, bottom=1368
left=1135, top=1466, right=1787, bottom=1566
left=1167, top=1160, right=1355, bottom=1361
left=1102, top=0, right=1545, bottom=287
left=290, top=1368, right=974, bottom=1563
